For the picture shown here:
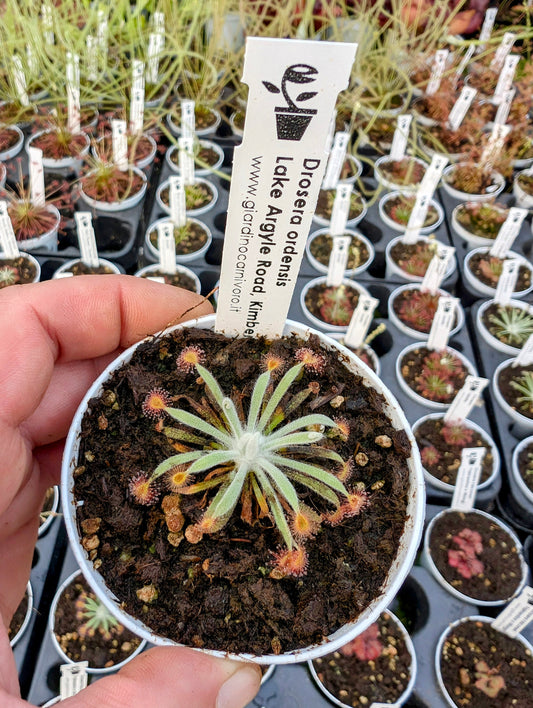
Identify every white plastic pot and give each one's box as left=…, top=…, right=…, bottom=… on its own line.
left=144, top=217, right=212, bottom=264
left=513, top=170, right=533, bottom=209
left=166, top=106, right=222, bottom=138
left=464, top=247, right=533, bottom=299
left=134, top=263, right=201, bottom=294
left=80, top=166, right=147, bottom=212
left=326, top=332, right=381, bottom=377
left=441, top=162, right=505, bottom=202
left=337, top=154, right=363, bottom=185
left=10, top=582, right=33, bottom=648
left=92, top=133, right=157, bottom=171
left=512, top=436, right=533, bottom=507
left=493, top=358, right=533, bottom=436
left=385, top=235, right=456, bottom=283
left=49, top=571, right=146, bottom=675
left=305, top=228, right=374, bottom=277
left=12, top=204, right=60, bottom=253
left=156, top=176, right=218, bottom=218
left=378, top=191, right=444, bottom=234
left=300, top=276, right=371, bottom=333
left=412, top=412, right=499, bottom=494
left=0, top=124, right=24, bottom=161
left=229, top=110, right=244, bottom=138
left=476, top=299, right=533, bottom=355
left=27, top=129, right=90, bottom=171
left=451, top=202, right=509, bottom=248
left=374, top=155, right=428, bottom=194
left=396, top=343, right=477, bottom=411
left=308, top=610, right=417, bottom=707
left=165, top=139, right=224, bottom=177
left=0, top=251, right=41, bottom=286
left=52, top=258, right=123, bottom=279
left=312, top=191, right=367, bottom=228
left=38, top=486, right=59, bottom=537
left=61, top=314, right=425, bottom=665
left=388, top=284, right=465, bottom=340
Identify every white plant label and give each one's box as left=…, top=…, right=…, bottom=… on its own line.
left=344, top=295, right=379, bottom=349
left=41, top=3, right=54, bottom=45
left=325, top=109, right=337, bottom=154
left=329, top=183, right=352, bottom=237
left=492, top=587, right=533, bottom=638
left=420, top=244, right=455, bottom=294
left=74, top=212, right=99, bottom=269
left=477, top=8, right=497, bottom=51
left=111, top=120, right=128, bottom=171
left=451, top=448, right=486, bottom=512
left=157, top=221, right=177, bottom=275
left=147, top=33, right=163, bottom=85
left=481, top=123, right=511, bottom=168
left=169, top=176, right=187, bottom=228
left=490, top=207, right=528, bottom=259
left=444, top=376, right=489, bottom=424
left=181, top=100, right=196, bottom=141
left=28, top=147, right=45, bottom=208
left=66, top=53, right=81, bottom=135
left=494, top=88, right=516, bottom=126
left=130, top=60, right=145, bottom=135
left=419, top=154, right=448, bottom=198
left=0, top=201, right=20, bottom=259
left=490, top=32, right=516, bottom=72
left=97, top=9, right=108, bottom=61
left=147, top=276, right=165, bottom=283
left=514, top=333, right=533, bottom=367
left=216, top=37, right=357, bottom=337
left=447, top=87, right=477, bottom=132
left=427, top=297, right=459, bottom=351
left=322, top=131, right=350, bottom=190
left=493, top=55, right=520, bottom=105
left=403, top=192, right=430, bottom=244
left=153, top=11, right=165, bottom=37
left=12, top=56, right=29, bottom=108
left=326, top=236, right=350, bottom=287
left=178, top=137, right=195, bottom=186
left=389, top=114, right=412, bottom=162
left=86, top=35, right=98, bottom=82
left=26, top=44, right=37, bottom=76
left=495, top=259, right=520, bottom=306
left=59, top=662, right=88, bottom=699
left=426, top=49, right=449, bottom=96
left=455, top=45, right=475, bottom=84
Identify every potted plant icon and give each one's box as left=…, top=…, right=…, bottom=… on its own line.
left=263, top=64, right=318, bottom=141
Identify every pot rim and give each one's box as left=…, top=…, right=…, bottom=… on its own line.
left=312, top=191, right=367, bottom=228
left=378, top=190, right=444, bottom=234
left=61, top=314, right=425, bottom=665
left=144, top=216, right=213, bottom=264
left=165, top=139, right=225, bottom=176
left=476, top=299, right=533, bottom=356
left=464, top=247, right=533, bottom=298
left=0, top=250, right=41, bottom=286
left=374, top=155, right=429, bottom=194
left=299, top=276, right=371, bottom=332
left=38, top=485, right=59, bottom=537
left=325, top=333, right=381, bottom=378
left=385, top=234, right=456, bottom=284
left=512, top=436, right=533, bottom=506
left=451, top=202, right=510, bottom=248
left=305, top=227, right=375, bottom=277
left=0, top=123, right=24, bottom=161
left=166, top=105, right=222, bottom=138
left=493, top=357, right=533, bottom=432
left=388, top=283, right=464, bottom=341
left=52, top=258, right=122, bottom=278
left=156, top=176, right=219, bottom=218
left=26, top=128, right=90, bottom=167
left=80, top=165, right=147, bottom=212
left=134, top=262, right=201, bottom=294
left=441, top=162, right=505, bottom=202
left=10, top=581, right=33, bottom=649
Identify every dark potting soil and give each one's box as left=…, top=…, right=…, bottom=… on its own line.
left=315, top=190, right=364, bottom=221
left=429, top=511, right=523, bottom=602
left=138, top=269, right=197, bottom=292
left=73, top=327, right=411, bottom=656
left=8, top=591, right=28, bottom=642
left=32, top=131, right=88, bottom=159
left=383, top=194, right=439, bottom=227
left=399, top=346, right=470, bottom=404
left=518, top=442, right=533, bottom=493
left=54, top=575, right=143, bottom=668
left=170, top=145, right=220, bottom=170
left=468, top=252, right=532, bottom=293
left=82, top=169, right=145, bottom=203
left=62, top=262, right=116, bottom=276
left=148, top=221, right=208, bottom=255
left=497, top=363, right=533, bottom=420
left=96, top=134, right=154, bottom=164
left=377, top=158, right=426, bottom=186
left=439, top=619, right=533, bottom=707
left=0, top=256, right=37, bottom=288
left=415, top=418, right=494, bottom=486
left=304, top=282, right=361, bottom=327
left=392, top=288, right=458, bottom=334
left=339, top=342, right=378, bottom=374
left=481, top=303, right=533, bottom=349
left=171, top=105, right=218, bottom=130
left=160, top=182, right=215, bottom=211
left=0, top=126, right=21, bottom=152
left=312, top=612, right=412, bottom=706
left=309, top=232, right=370, bottom=271
left=389, top=239, right=437, bottom=278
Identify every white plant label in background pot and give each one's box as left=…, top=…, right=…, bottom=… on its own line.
left=477, top=7, right=497, bottom=52
left=169, top=176, right=187, bottom=227
left=322, top=131, right=350, bottom=190
left=420, top=243, right=455, bottom=294
left=74, top=212, right=99, bottom=270
left=12, top=55, right=29, bottom=107
left=490, top=31, right=516, bottom=72
left=178, top=136, right=195, bottom=185
left=29, top=146, right=45, bottom=207
left=111, top=120, right=128, bottom=171
left=451, top=447, right=485, bottom=512
left=157, top=221, right=177, bottom=275
left=494, top=259, right=520, bottom=306
left=0, top=200, right=21, bottom=260
left=147, top=33, right=163, bottom=86
left=66, top=53, right=81, bottom=135
left=389, top=114, right=412, bottom=162
left=444, top=375, right=489, bottom=426
left=326, top=235, right=350, bottom=287
left=181, top=100, right=195, bottom=140
left=489, top=207, right=528, bottom=260
left=480, top=123, right=511, bottom=169
left=447, top=86, right=477, bottom=132
left=426, top=297, right=459, bottom=352
left=492, top=54, right=520, bottom=105
left=130, top=60, right=145, bottom=136
left=494, top=87, right=515, bottom=126
left=344, top=294, right=379, bottom=350
left=491, top=587, right=533, bottom=637
left=329, top=183, right=352, bottom=237
left=403, top=154, right=448, bottom=244
left=426, top=49, right=448, bottom=96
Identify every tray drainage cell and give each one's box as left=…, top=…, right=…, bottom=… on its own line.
left=389, top=575, right=430, bottom=635
left=93, top=216, right=132, bottom=252
left=368, top=325, right=393, bottom=357
left=367, top=284, right=392, bottom=317
left=205, top=237, right=224, bottom=266
left=359, top=218, right=383, bottom=244
left=32, top=548, right=40, bottom=568
left=46, top=663, right=62, bottom=694
left=199, top=269, right=220, bottom=296
left=212, top=212, right=227, bottom=234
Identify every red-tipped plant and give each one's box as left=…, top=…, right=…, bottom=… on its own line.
left=340, top=622, right=383, bottom=661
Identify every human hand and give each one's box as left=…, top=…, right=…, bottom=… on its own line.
left=0, top=275, right=261, bottom=707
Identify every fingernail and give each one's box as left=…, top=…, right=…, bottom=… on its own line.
left=216, top=664, right=262, bottom=708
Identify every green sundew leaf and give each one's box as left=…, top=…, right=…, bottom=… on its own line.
left=188, top=451, right=236, bottom=474
left=208, top=465, right=248, bottom=519
left=181, top=475, right=228, bottom=494
left=270, top=454, right=348, bottom=494
left=264, top=431, right=324, bottom=450
left=165, top=408, right=233, bottom=447
left=162, top=426, right=207, bottom=446
left=267, top=414, right=336, bottom=441
left=248, top=371, right=271, bottom=430
left=220, top=397, right=243, bottom=438
left=202, top=480, right=232, bottom=519
left=265, top=409, right=285, bottom=434
left=283, top=387, right=313, bottom=418
left=255, top=468, right=293, bottom=550
left=151, top=450, right=203, bottom=479
left=257, top=364, right=303, bottom=432
left=258, top=459, right=300, bottom=512
left=285, top=470, right=341, bottom=506
left=289, top=446, right=345, bottom=464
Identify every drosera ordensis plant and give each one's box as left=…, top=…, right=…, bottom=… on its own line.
left=131, top=346, right=366, bottom=576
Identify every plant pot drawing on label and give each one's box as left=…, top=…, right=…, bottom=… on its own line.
left=263, top=64, right=318, bottom=141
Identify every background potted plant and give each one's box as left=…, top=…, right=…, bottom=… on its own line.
left=476, top=299, right=533, bottom=354
left=300, top=277, right=371, bottom=331
left=464, top=247, right=533, bottom=298
left=305, top=228, right=374, bottom=277
left=388, top=284, right=465, bottom=339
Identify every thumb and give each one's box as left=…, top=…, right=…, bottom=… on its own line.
left=59, top=647, right=262, bottom=708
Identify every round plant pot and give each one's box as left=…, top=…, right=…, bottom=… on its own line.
left=305, top=228, right=374, bottom=277
left=80, top=166, right=147, bottom=212
left=396, top=343, right=476, bottom=410
left=0, top=124, right=24, bottom=161
left=52, top=258, right=123, bottom=279
left=61, top=314, right=425, bottom=665
left=512, top=436, right=533, bottom=507
left=463, top=247, right=533, bottom=299
left=379, top=191, right=444, bottom=234
left=337, top=154, right=363, bottom=185
left=165, top=140, right=224, bottom=177
left=513, top=170, right=533, bottom=210
left=385, top=235, right=456, bottom=283
left=308, top=610, right=417, bottom=707
left=27, top=129, right=90, bottom=172
left=144, top=217, right=212, bottom=264
left=11, top=204, right=60, bottom=253
left=156, top=176, right=218, bottom=218
left=166, top=106, right=222, bottom=138
left=49, top=571, right=146, bottom=675
left=326, top=332, right=381, bottom=377
left=229, top=110, right=245, bottom=138
left=38, top=486, right=59, bottom=538
left=476, top=299, right=533, bottom=355
left=9, top=582, right=33, bottom=649
left=92, top=133, right=157, bottom=171
left=441, top=163, right=505, bottom=202
left=374, top=155, right=428, bottom=193
left=493, top=358, right=533, bottom=436
left=134, top=263, right=201, bottom=294
left=312, top=191, right=367, bottom=228
left=412, top=412, right=499, bottom=494
left=435, top=616, right=533, bottom=708
left=300, top=276, right=371, bottom=332
left=388, top=284, right=465, bottom=340
left=410, top=98, right=439, bottom=128
left=423, top=509, right=527, bottom=607
left=0, top=251, right=41, bottom=288
left=451, top=202, right=510, bottom=248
